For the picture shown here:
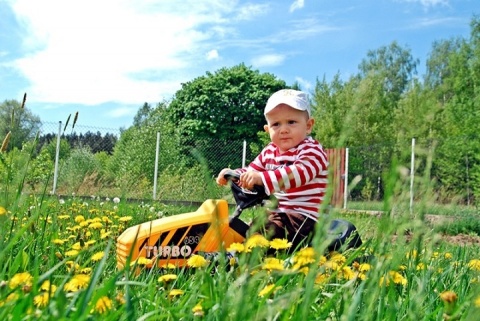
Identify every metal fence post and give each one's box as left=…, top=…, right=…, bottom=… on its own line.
left=242, top=140, right=246, bottom=168
left=153, top=132, right=160, bottom=200
left=52, top=121, right=62, bottom=195
left=409, top=138, right=415, bottom=214
left=343, top=147, right=349, bottom=209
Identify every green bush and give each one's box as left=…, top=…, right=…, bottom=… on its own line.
left=57, top=147, right=102, bottom=194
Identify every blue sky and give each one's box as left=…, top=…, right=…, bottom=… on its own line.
left=0, top=0, right=477, bottom=132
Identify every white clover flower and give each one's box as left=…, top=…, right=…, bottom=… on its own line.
left=105, top=197, right=110, bottom=202
left=113, top=197, right=120, bottom=204
left=99, top=202, right=104, bottom=207
left=149, top=207, right=155, bottom=213
left=59, top=199, right=65, bottom=205
left=113, top=206, right=118, bottom=211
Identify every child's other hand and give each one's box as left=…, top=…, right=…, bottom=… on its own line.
left=216, top=168, right=232, bottom=186
left=239, top=171, right=263, bottom=190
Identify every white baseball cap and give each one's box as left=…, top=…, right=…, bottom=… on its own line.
left=264, top=89, right=311, bottom=117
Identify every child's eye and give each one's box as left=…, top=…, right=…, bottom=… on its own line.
left=271, top=122, right=279, bottom=127
left=288, top=120, right=297, bottom=125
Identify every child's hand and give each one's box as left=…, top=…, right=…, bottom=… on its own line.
left=239, top=171, right=263, bottom=190
left=216, top=168, right=232, bottom=186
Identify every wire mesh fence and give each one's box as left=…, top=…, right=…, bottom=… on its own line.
left=5, top=121, right=474, bottom=207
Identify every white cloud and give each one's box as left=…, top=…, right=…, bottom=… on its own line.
left=294, top=76, right=312, bottom=91
left=8, top=0, right=241, bottom=106
left=289, top=0, right=305, bottom=13
left=206, top=49, right=219, bottom=60
left=251, top=54, right=286, bottom=68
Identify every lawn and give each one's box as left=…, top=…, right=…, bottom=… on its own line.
left=1, top=195, right=479, bottom=320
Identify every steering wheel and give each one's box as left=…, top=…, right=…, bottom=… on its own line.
left=223, top=170, right=268, bottom=210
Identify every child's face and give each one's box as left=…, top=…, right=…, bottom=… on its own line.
left=264, top=104, right=314, bottom=153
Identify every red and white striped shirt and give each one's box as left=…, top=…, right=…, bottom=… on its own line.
left=237, top=137, right=328, bottom=220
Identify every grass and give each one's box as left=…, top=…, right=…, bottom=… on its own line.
left=1, top=135, right=480, bottom=320
left=1, top=194, right=480, bottom=320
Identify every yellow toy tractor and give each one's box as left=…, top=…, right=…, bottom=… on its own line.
left=116, top=171, right=362, bottom=269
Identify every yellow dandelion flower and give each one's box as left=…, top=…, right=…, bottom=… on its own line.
left=468, top=259, right=480, bottom=271
left=246, top=234, right=270, bottom=249
left=358, top=263, right=371, bottom=272
left=94, top=296, right=113, bottom=314
left=0, top=206, right=7, bottom=216
left=3, top=292, right=19, bottom=304
left=68, top=225, right=81, bottom=232
left=168, top=289, right=184, bottom=298
left=58, top=215, right=70, bottom=220
left=398, top=265, right=407, bottom=271
left=474, top=296, right=480, bottom=308
left=258, top=284, right=280, bottom=297
left=293, top=247, right=317, bottom=267
left=227, top=242, right=245, bottom=253
left=40, top=280, right=57, bottom=294
left=79, top=267, right=92, bottom=274
left=100, top=231, right=112, bottom=239
left=89, top=222, right=103, bottom=229
left=187, top=255, right=208, bottom=268
left=356, top=272, right=367, bottom=281
left=74, top=215, right=85, bottom=223
left=102, top=216, right=112, bottom=223
left=79, top=221, right=89, bottom=227
left=262, top=258, right=285, bottom=271
left=65, top=250, right=79, bottom=257
left=71, top=242, right=84, bottom=250
left=406, top=250, right=418, bottom=259
left=119, top=216, right=133, bottom=222
left=134, top=257, right=152, bottom=266
left=444, top=252, right=453, bottom=260
left=9, top=272, right=33, bottom=289
left=341, top=266, right=355, bottom=280
left=85, top=240, right=96, bottom=246
left=192, top=302, right=204, bottom=317
left=269, top=238, right=292, bottom=250
left=33, top=292, right=50, bottom=308
left=416, top=262, right=426, bottom=270
left=158, top=274, right=177, bottom=283
left=66, top=261, right=80, bottom=271
left=379, top=271, right=407, bottom=287
left=315, top=273, right=330, bottom=285
left=91, top=251, right=104, bottom=262
left=52, top=239, right=66, bottom=245
left=63, top=274, right=90, bottom=292
left=116, top=292, right=126, bottom=305
left=160, top=263, right=177, bottom=269
left=323, top=261, right=340, bottom=272
left=330, top=253, right=346, bottom=265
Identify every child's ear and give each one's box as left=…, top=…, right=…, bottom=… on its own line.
left=306, top=118, right=314, bottom=134
left=263, top=124, right=269, bottom=132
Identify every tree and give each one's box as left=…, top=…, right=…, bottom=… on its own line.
left=133, top=102, right=152, bottom=127
left=165, top=63, right=287, bottom=174
left=166, top=63, right=286, bottom=142
left=108, top=101, right=186, bottom=185
left=358, top=41, right=419, bottom=105
left=0, top=99, right=42, bottom=151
